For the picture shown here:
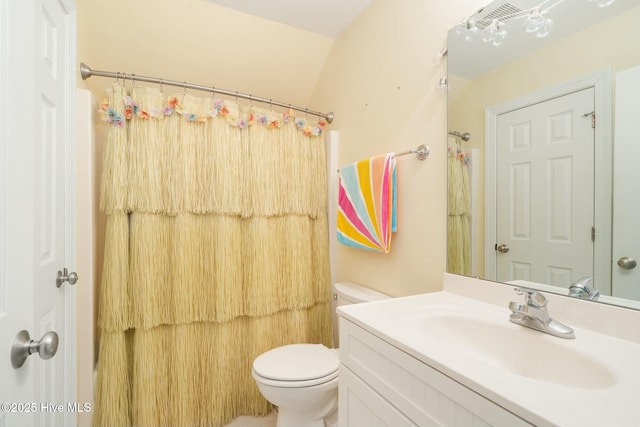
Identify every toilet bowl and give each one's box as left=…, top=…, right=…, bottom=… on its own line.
left=252, top=344, right=339, bottom=427
left=252, top=282, right=390, bottom=427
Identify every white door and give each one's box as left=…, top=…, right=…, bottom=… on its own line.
left=495, top=88, right=595, bottom=287
left=612, top=65, right=640, bottom=300
left=0, top=1, right=76, bottom=427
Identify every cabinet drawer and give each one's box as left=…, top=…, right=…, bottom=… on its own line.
left=340, top=318, right=533, bottom=427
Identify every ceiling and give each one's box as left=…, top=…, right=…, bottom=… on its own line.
left=206, top=0, right=372, bottom=38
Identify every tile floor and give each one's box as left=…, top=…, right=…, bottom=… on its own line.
left=224, top=410, right=277, bottom=427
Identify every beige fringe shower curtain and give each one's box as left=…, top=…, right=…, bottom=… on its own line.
left=93, top=83, right=333, bottom=427
left=447, top=136, right=471, bottom=276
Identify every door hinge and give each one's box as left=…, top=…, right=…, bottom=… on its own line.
left=591, top=226, right=595, bottom=242
left=582, top=111, right=595, bottom=128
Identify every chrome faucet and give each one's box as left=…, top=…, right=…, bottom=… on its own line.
left=509, top=288, right=575, bottom=339
left=569, top=277, right=599, bottom=301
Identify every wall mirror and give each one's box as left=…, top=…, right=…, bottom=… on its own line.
left=446, top=0, right=640, bottom=309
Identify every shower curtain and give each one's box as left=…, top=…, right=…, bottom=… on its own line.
left=93, top=83, right=333, bottom=427
left=447, top=136, right=471, bottom=276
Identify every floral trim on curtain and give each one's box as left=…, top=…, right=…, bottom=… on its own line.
left=448, top=144, right=471, bottom=166
left=99, top=94, right=328, bottom=136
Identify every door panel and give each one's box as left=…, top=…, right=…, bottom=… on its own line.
left=496, top=88, right=595, bottom=287
left=1, top=1, right=38, bottom=425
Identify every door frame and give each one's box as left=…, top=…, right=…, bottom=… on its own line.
left=60, top=0, right=78, bottom=425
left=484, top=69, right=612, bottom=294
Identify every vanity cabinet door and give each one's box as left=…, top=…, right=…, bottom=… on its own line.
left=340, top=365, right=417, bottom=427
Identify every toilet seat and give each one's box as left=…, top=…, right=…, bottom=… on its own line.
left=252, top=344, right=339, bottom=388
left=252, top=368, right=338, bottom=388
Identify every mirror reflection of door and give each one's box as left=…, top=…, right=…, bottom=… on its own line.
left=612, top=65, right=640, bottom=300
left=495, top=88, right=595, bottom=287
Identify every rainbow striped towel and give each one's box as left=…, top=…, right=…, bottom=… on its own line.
left=337, top=153, right=397, bottom=253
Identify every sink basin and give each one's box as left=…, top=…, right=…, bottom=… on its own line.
left=401, top=308, right=616, bottom=389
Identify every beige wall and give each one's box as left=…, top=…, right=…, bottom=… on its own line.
left=449, top=6, right=640, bottom=277
left=310, top=0, right=484, bottom=297
left=76, top=0, right=334, bottom=103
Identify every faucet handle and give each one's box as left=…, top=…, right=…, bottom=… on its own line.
left=514, top=287, right=547, bottom=308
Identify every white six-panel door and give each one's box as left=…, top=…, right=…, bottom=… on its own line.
left=495, top=88, right=595, bottom=287
left=0, top=1, right=76, bottom=426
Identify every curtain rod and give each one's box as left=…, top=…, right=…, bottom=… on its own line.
left=79, top=63, right=334, bottom=124
left=448, top=130, right=471, bottom=141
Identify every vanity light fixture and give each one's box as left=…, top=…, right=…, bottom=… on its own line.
left=453, top=0, right=615, bottom=47
left=535, top=15, right=554, bottom=37
left=453, top=18, right=480, bottom=41
left=523, top=6, right=554, bottom=37
left=523, top=6, right=541, bottom=33
left=482, top=19, right=508, bottom=46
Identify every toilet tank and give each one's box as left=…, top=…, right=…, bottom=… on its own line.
left=334, top=282, right=390, bottom=307
left=332, top=282, right=390, bottom=346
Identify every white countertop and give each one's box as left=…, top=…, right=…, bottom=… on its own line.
left=337, top=274, right=640, bottom=427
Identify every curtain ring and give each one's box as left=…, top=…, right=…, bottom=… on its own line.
left=159, top=78, right=164, bottom=93
left=183, top=81, right=188, bottom=95
left=131, top=74, right=136, bottom=87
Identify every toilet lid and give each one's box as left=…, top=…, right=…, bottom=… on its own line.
left=253, top=344, right=339, bottom=381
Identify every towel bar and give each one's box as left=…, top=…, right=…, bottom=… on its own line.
left=337, top=144, right=429, bottom=173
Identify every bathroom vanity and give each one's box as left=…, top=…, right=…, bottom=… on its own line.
left=339, top=317, right=532, bottom=426
left=337, top=274, right=640, bottom=427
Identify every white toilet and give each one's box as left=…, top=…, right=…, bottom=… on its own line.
left=252, top=282, right=390, bottom=427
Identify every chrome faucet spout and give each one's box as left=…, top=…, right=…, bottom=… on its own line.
left=509, top=288, right=575, bottom=339
left=569, top=277, right=599, bottom=301
left=508, top=300, right=549, bottom=323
